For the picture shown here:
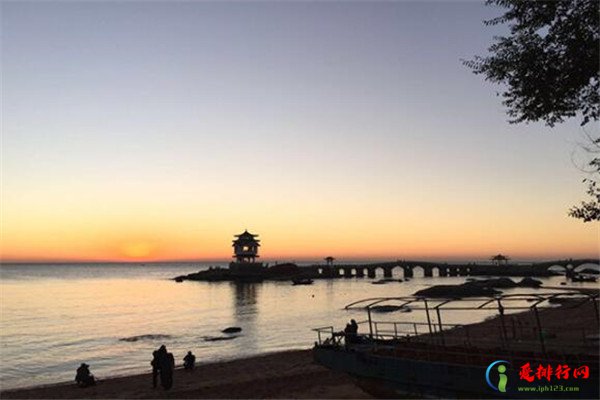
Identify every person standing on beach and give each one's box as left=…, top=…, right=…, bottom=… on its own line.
left=151, top=345, right=167, bottom=388
left=160, top=348, right=175, bottom=390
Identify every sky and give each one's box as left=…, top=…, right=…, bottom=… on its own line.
left=1, top=1, right=598, bottom=263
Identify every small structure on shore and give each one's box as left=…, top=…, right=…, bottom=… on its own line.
left=324, top=256, right=335, bottom=266
left=490, top=254, right=510, bottom=266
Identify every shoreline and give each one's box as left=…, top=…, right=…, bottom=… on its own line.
left=0, top=349, right=373, bottom=399
left=3, top=291, right=598, bottom=399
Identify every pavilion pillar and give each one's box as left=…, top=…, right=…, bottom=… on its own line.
left=383, top=268, right=393, bottom=278
left=403, top=267, right=413, bottom=279
left=343, top=268, right=352, bottom=278
left=424, top=267, right=433, bottom=277
left=367, top=269, right=376, bottom=279
left=356, top=268, right=365, bottom=278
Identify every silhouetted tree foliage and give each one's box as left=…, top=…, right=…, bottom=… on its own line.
left=568, top=136, right=600, bottom=222
left=465, top=0, right=600, bottom=222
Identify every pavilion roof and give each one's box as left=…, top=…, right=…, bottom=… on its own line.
left=234, top=230, right=259, bottom=238
left=232, top=230, right=260, bottom=245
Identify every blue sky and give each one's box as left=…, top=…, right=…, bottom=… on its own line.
left=2, top=1, right=597, bottom=261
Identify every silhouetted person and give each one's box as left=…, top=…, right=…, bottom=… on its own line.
left=183, top=351, right=196, bottom=370
left=160, top=349, right=175, bottom=390
left=350, top=319, right=358, bottom=335
left=344, top=323, right=353, bottom=347
left=75, top=363, right=95, bottom=388
left=344, top=319, right=359, bottom=346
left=151, top=345, right=168, bottom=388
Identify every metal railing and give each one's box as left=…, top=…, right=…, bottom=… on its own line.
left=313, top=292, right=599, bottom=355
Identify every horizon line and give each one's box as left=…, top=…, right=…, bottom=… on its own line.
left=1, top=255, right=598, bottom=265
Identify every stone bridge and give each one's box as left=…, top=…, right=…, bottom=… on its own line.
left=303, top=258, right=599, bottom=279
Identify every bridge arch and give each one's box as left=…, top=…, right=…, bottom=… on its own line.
left=373, top=267, right=385, bottom=278
left=412, top=266, right=425, bottom=278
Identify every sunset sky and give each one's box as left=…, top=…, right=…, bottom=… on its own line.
left=2, top=1, right=598, bottom=263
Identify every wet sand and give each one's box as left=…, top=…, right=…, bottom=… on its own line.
left=1, top=350, right=373, bottom=399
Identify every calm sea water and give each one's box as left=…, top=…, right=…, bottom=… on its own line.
left=0, top=262, right=597, bottom=390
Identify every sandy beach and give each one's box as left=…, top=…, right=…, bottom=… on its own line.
left=1, top=349, right=373, bottom=399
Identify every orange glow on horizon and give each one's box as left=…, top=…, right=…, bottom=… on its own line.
left=1, top=178, right=598, bottom=263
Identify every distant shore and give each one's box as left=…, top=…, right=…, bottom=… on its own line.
left=0, top=350, right=373, bottom=399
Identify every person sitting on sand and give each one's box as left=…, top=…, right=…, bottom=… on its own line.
left=183, top=351, right=196, bottom=370
left=75, top=363, right=95, bottom=388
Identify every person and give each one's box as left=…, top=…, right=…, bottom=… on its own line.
left=151, top=345, right=168, bottom=388
left=75, top=363, right=95, bottom=388
left=183, top=351, right=196, bottom=370
left=350, top=319, right=358, bottom=335
left=343, top=323, right=353, bottom=347
left=344, top=319, right=359, bottom=346
left=150, top=348, right=162, bottom=388
left=160, top=349, right=175, bottom=390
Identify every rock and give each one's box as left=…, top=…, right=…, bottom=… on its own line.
left=468, top=278, right=518, bottom=288
left=267, top=263, right=299, bottom=276
left=372, top=278, right=402, bottom=285
left=203, top=336, right=239, bottom=342
left=222, top=327, right=242, bottom=334
left=119, top=334, right=172, bottom=342
left=518, top=277, right=543, bottom=288
left=413, top=283, right=500, bottom=298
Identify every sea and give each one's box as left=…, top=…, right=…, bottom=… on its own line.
left=0, top=262, right=597, bottom=390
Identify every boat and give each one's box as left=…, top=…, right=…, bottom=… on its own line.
left=572, top=274, right=597, bottom=282
left=312, top=292, right=599, bottom=398
left=292, top=278, right=314, bottom=285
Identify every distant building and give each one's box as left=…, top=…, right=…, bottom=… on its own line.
left=491, top=254, right=510, bottom=266
left=324, top=256, right=335, bottom=266
left=232, top=230, right=260, bottom=263
left=229, top=230, right=264, bottom=278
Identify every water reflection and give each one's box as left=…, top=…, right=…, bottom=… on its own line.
left=231, top=282, right=260, bottom=353
left=233, top=282, right=259, bottom=309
